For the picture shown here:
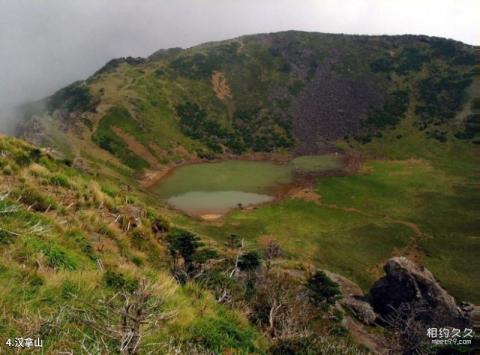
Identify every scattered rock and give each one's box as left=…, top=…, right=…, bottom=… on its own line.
left=151, top=218, right=169, bottom=234
left=344, top=296, right=377, bottom=325
left=73, top=158, right=88, bottom=171
left=118, top=205, right=145, bottom=231
left=325, top=271, right=377, bottom=325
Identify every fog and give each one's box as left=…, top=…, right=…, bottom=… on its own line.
left=1, top=0, right=479, bottom=133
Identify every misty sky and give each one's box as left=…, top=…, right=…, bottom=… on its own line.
left=0, top=0, right=479, bottom=132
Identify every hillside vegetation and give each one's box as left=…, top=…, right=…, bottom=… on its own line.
left=0, top=135, right=372, bottom=353
left=18, top=31, right=479, bottom=173
left=7, top=31, right=480, bottom=353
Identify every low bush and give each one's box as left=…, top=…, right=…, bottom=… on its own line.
left=455, top=114, right=480, bottom=140
left=49, top=174, right=71, bottom=188
left=366, top=90, right=409, bottom=128
left=306, top=271, right=341, bottom=306
left=471, top=97, right=480, bottom=111
left=39, top=245, right=77, bottom=270
left=415, top=69, right=472, bottom=122
left=103, top=270, right=138, bottom=292
left=185, top=314, right=259, bottom=353
left=48, top=81, right=96, bottom=112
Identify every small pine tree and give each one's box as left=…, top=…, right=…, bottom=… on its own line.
left=166, top=228, right=202, bottom=273
left=306, top=271, right=341, bottom=306
left=238, top=251, right=261, bottom=272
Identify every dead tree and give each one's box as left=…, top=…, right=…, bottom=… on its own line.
left=249, top=271, right=315, bottom=340
left=73, top=279, right=175, bottom=354
left=261, top=237, right=282, bottom=271
left=382, top=302, right=432, bottom=355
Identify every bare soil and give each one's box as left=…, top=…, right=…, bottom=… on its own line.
left=111, top=126, right=159, bottom=166
left=211, top=71, right=232, bottom=100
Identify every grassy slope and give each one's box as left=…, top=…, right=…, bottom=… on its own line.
left=0, top=136, right=267, bottom=354
left=0, top=135, right=372, bottom=354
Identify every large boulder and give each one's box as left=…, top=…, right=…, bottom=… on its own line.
left=370, top=257, right=469, bottom=327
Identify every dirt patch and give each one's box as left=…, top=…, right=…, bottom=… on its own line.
left=391, top=158, right=428, bottom=165
left=170, top=144, right=192, bottom=158
left=275, top=168, right=347, bottom=204
left=111, top=126, right=159, bottom=167
left=384, top=216, right=423, bottom=237
left=139, top=166, right=171, bottom=188
left=388, top=217, right=428, bottom=265
left=211, top=71, right=231, bottom=100
left=344, top=153, right=363, bottom=174
left=199, top=214, right=223, bottom=221
left=288, top=186, right=321, bottom=202
left=148, top=142, right=168, bottom=158
left=345, top=318, right=390, bottom=354
left=321, top=203, right=369, bottom=216
left=391, top=238, right=426, bottom=265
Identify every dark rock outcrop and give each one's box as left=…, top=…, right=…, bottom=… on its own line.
left=370, top=257, right=470, bottom=327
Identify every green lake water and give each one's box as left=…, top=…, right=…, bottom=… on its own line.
left=154, top=155, right=343, bottom=215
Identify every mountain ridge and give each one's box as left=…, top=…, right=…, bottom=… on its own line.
left=16, top=31, right=478, bottom=175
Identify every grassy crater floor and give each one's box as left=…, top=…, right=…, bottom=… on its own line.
left=172, top=153, right=480, bottom=303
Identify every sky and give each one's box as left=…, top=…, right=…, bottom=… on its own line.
left=0, top=0, right=479, bottom=132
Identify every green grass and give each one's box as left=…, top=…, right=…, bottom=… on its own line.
left=92, top=107, right=150, bottom=170
left=174, top=198, right=412, bottom=290
left=174, top=155, right=480, bottom=302
left=290, top=154, right=344, bottom=172
left=0, top=136, right=268, bottom=354
left=316, top=159, right=479, bottom=300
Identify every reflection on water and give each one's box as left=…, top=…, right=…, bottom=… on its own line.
left=168, top=190, right=274, bottom=215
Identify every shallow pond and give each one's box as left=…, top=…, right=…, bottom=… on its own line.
left=153, top=154, right=343, bottom=216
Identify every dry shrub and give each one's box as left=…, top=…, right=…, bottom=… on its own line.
left=88, top=181, right=115, bottom=210
left=29, top=163, right=50, bottom=177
